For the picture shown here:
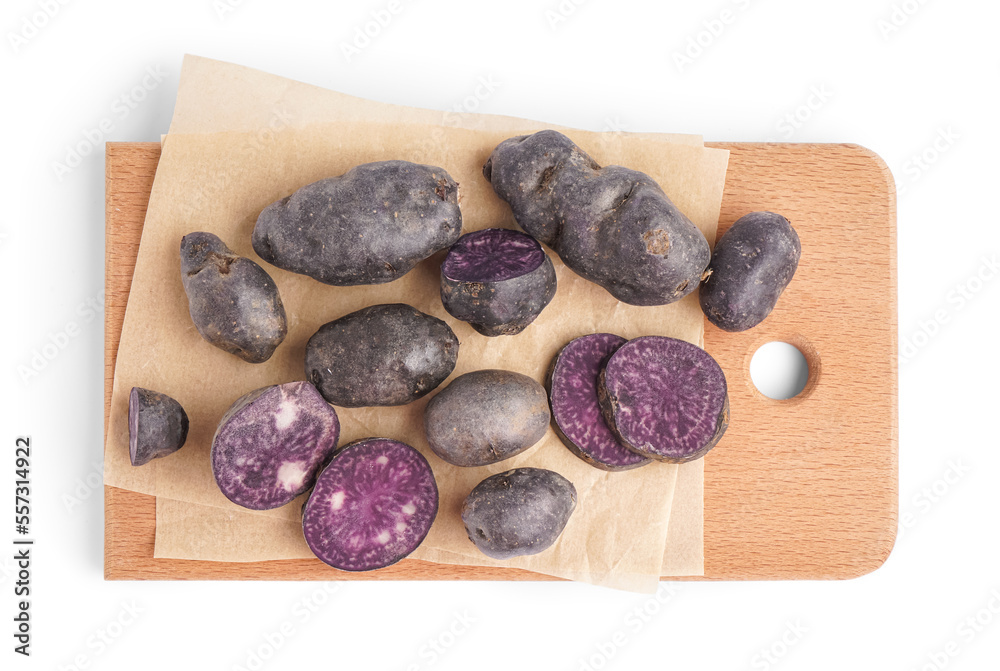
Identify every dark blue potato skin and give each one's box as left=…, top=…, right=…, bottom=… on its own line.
left=424, top=370, right=551, bottom=467
left=441, top=255, right=556, bottom=336
left=129, top=387, right=189, bottom=467
left=483, top=130, right=710, bottom=306
left=180, top=232, right=287, bottom=363
left=699, top=212, right=801, bottom=332
left=252, top=161, right=462, bottom=286
left=461, top=467, right=577, bottom=560
left=305, top=303, right=459, bottom=407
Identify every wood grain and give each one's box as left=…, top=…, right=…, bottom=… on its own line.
left=105, top=142, right=897, bottom=581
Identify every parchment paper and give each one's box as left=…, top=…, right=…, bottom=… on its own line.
left=105, top=57, right=726, bottom=590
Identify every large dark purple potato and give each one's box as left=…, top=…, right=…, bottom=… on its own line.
left=547, top=334, right=651, bottom=471
left=305, top=304, right=459, bottom=407
left=599, top=336, right=728, bottom=463
left=440, top=228, right=557, bottom=336
left=462, top=468, right=577, bottom=560
left=253, top=161, right=462, bottom=286
left=424, top=369, right=550, bottom=467
left=180, top=232, right=287, bottom=363
left=700, top=211, right=801, bottom=332
left=211, top=381, right=340, bottom=510
left=128, top=387, right=189, bottom=466
left=302, top=438, right=438, bottom=571
left=483, top=130, right=710, bottom=306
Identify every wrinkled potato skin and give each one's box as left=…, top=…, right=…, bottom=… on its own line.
left=180, top=232, right=287, bottom=363
left=440, top=256, right=556, bottom=336
left=699, top=211, right=800, bottom=332
left=461, top=467, right=577, bottom=560
left=305, top=304, right=459, bottom=407
left=253, top=161, right=462, bottom=286
left=424, top=370, right=550, bottom=466
left=484, top=130, right=710, bottom=306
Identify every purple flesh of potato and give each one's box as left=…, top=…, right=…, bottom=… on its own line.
left=302, top=438, right=438, bottom=571
left=211, top=381, right=340, bottom=510
left=128, top=387, right=189, bottom=466
left=440, top=228, right=556, bottom=337
left=598, top=336, right=729, bottom=463
left=547, top=334, right=651, bottom=471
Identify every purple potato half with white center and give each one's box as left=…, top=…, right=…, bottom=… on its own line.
left=483, top=130, right=710, bottom=306
left=440, top=228, right=557, bottom=336
left=547, top=334, right=651, bottom=471
left=598, top=336, right=729, bottom=463
left=302, top=438, right=438, bottom=571
left=305, top=303, right=459, bottom=408
left=252, top=161, right=462, bottom=286
left=128, top=387, right=189, bottom=466
left=462, top=467, right=577, bottom=560
left=211, top=381, right=340, bottom=510
left=180, top=231, right=287, bottom=363
left=699, top=211, right=801, bottom=332
left=423, top=369, right=550, bottom=467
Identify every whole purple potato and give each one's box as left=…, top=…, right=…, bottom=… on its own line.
left=483, top=130, right=710, bottom=306
left=180, top=232, right=287, bottom=363
left=253, top=161, right=462, bottom=286
left=128, top=387, right=189, bottom=466
left=462, top=468, right=577, bottom=560
left=305, top=304, right=459, bottom=407
left=699, top=211, right=801, bottom=332
left=440, top=228, right=557, bottom=336
left=424, top=369, right=550, bottom=467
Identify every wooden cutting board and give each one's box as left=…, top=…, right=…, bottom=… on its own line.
left=105, top=142, right=897, bottom=581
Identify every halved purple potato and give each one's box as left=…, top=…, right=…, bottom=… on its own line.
left=180, top=231, right=287, bottom=363
left=462, top=468, right=576, bottom=560
left=305, top=303, right=459, bottom=407
left=598, top=336, right=729, bottom=463
left=424, top=369, right=550, bottom=467
left=211, top=381, right=340, bottom=510
left=547, top=334, right=651, bottom=471
left=440, top=228, right=556, bottom=337
left=700, top=211, right=801, bottom=332
left=302, top=438, right=438, bottom=571
left=128, top=387, right=189, bottom=466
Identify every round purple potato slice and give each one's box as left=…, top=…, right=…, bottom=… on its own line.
left=305, top=303, right=459, bottom=407
left=424, top=369, right=550, bottom=467
left=598, top=336, right=729, bottom=463
left=462, top=468, right=577, bottom=560
left=302, top=438, right=438, bottom=571
left=700, top=211, right=801, bottom=332
left=211, top=381, right=340, bottom=510
left=128, top=387, right=189, bottom=466
left=547, top=334, right=651, bottom=471
left=440, top=228, right=557, bottom=336
left=180, top=231, right=287, bottom=363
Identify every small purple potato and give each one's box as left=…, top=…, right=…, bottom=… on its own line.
left=211, top=381, right=340, bottom=510
left=305, top=304, right=459, bottom=407
left=253, top=161, right=462, bottom=286
left=547, top=334, right=651, bottom=471
left=462, top=468, right=576, bottom=560
left=700, top=211, right=801, bottom=332
left=598, top=336, right=729, bottom=463
left=484, top=130, right=710, bottom=306
left=440, top=228, right=557, bottom=336
left=302, top=438, right=438, bottom=571
left=128, top=387, right=189, bottom=466
left=180, top=232, right=287, bottom=363
left=424, top=369, right=550, bottom=467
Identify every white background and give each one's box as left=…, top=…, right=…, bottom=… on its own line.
left=2, top=0, right=998, bottom=669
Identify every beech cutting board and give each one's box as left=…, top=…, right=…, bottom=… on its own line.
left=104, top=142, right=898, bottom=581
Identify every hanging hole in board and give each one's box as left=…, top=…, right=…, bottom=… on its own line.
left=749, top=341, right=810, bottom=400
